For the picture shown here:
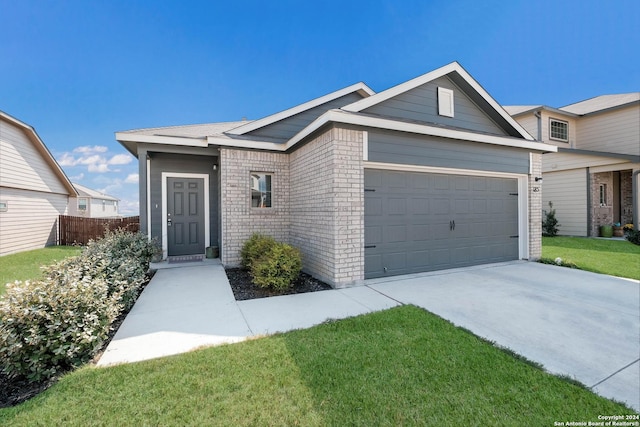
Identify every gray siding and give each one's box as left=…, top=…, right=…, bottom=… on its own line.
left=247, top=92, right=364, bottom=141
left=368, top=130, right=530, bottom=174
left=362, top=76, right=507, bottom=136
left=149, top=153, right=219, bottom=248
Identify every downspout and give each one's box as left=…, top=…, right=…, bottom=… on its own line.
left=634, top=169, right=640, bottom=231
left=533, top=110, right=542, bottom=141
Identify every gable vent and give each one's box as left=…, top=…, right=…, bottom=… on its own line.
left=438, top=87, right=454, bottom=118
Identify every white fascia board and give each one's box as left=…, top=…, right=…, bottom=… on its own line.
left=288, top=110, right=557, bottom=153
left=342, top=62, right=535, bottom=142
left=226, top=82, right=375, bottom=135
left=115, top=132, right=209, bottom=147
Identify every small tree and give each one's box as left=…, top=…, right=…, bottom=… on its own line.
left=542, top=201, right=560, bottom=237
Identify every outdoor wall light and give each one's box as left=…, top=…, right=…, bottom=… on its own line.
left=535, top=177, right=543, bottom=182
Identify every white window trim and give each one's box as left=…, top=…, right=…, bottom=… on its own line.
left=549, top=118, right=569, bottom=142
left=250, top=172, right=274, bottom=210
left=161, top=172, right=210, bottom=259
left=78, top=197, right=88, bottom=211
left=438, top=87, right=454, bottom=118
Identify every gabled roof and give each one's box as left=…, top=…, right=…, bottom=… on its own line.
left=342, top=61, right=535, bottom=141
left=504, top=105, right=578, bottom=118
left=226, top=82, right=374, bottom=135
left=505, top=93, right=640, bottom=118
left=560, top=93, right=640, bottom=115
left=0, top=110, right=78, bottom=196
left=73, top=183, right=119, bottom=201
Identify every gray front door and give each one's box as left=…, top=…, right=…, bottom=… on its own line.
left=365, top=169, right=519, bottom=279
left=167, top=177, right=205, bottom=256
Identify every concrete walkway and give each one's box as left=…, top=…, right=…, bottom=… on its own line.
left=97, top=260, right=640, bottom=411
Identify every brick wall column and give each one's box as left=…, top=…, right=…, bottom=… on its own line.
left=529, top=153, right=543, bottom=259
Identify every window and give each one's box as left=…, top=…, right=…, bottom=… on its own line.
left=549, top=119, right=568, bottom=142
left=78, top=198, right=88, bottom=211
left=102, top=200, right=106, bottom=211
left=0, top=201, right=7, bottom=212
left=438, top=87, right=454, bottom=118
left=250, top=173, right=272, bottom=208
left=599, top=184, right=607, bottom=206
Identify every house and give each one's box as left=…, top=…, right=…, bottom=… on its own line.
left=116, top=62, right=555, bottom=287
left=0, top=111, right=78, bottom=256
left=505, top=94, right=640, bottom=237
left=68, top=182, right=120, bottom=218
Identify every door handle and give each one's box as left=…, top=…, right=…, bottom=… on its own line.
left=167, top=218, right=172, bottom=227
left=452, top=220, right=455, bottom=230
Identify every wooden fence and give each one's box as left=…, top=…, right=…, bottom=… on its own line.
left=59, top=215, right=140, bottom=246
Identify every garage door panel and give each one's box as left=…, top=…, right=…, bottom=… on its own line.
left=365, top=169, right=520, bottom=279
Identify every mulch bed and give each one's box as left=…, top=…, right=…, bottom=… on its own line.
left=226, top=268, right=332, bottom=300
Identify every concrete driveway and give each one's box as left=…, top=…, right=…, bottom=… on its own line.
left=366, top=262, right=640, bottom=411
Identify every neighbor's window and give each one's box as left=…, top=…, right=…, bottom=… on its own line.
left=599, top=184, right=607, bottom=206
left=549, top=118, right=568, bottom=142
left=250, top=173, right=272, bottom=208
left=78, top=198, right=88, bottom=211
left=102, top=200, right=106, bottom=211
left=0, top=201, right=7, bottom=212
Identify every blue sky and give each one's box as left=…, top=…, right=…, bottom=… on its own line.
left=1, top=0, right=638, bottom=215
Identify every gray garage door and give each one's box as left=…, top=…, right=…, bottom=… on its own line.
left=365, top=169, right=519, bottom=279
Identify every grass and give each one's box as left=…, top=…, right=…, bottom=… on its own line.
left=0, top=305, right=633, bottom=426
left=0, top=246, right=82, bottom=295
left=542, top=236, right=640, bottom=280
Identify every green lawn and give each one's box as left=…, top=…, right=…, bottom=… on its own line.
left=0, top=246, right=82, bottom=295
left=0, top=306, right=632, bottom=426
left=542, top=236, right=640, bottom=280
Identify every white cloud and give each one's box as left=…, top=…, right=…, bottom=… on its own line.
left=73, top=145, right=108, bottom=154
left=69, top=172, right=85, bottom=181
left=124, top=173, right=139, bottom=183
left=108, top=154, right=133, bottom=165
left=88, top=163, right=110, bottom=173
left=58, top=153, right=78, bottom=166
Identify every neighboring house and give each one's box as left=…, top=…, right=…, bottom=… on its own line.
left=0, top=111, right=78, bottom=256
left=505, top=93, right=640, bottom=237
left=69, top=183, right=120, bottom=218
left=117, top=62, right=555, bottom=287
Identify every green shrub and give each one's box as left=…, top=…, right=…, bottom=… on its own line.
left=542, top=201, right=560, bottom=237
left=0, top=275, right=119, bottom=381
left=240, top=233, right=276, bottom=269
left=626, top=229, right=640, bottom=246
left=250, top=242, right=302, bottom=291
left=0, top=229, right=157, bottom=381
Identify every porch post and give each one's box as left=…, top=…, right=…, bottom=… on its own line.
left=137, top=147, right=148, bottom=237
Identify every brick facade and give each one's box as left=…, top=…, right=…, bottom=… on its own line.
left=220, top=149, right=290, bottom=266
left=620, top=170, right=633, bottom=226
left=289, top=127, right=364, bottom=287
left=529, top=153, right=543, bottom=259
left=220, top=126, right=364, bottom=287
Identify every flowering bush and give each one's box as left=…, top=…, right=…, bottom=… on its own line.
left=0, top=230, right=157, bottom=381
